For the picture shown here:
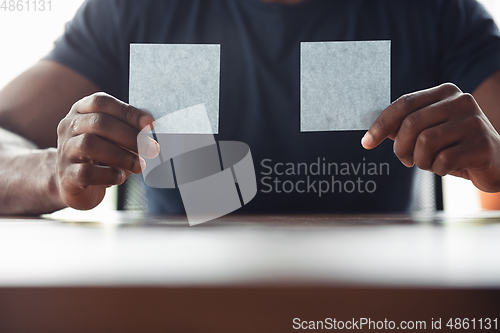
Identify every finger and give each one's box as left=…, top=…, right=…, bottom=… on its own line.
left=74, top=92, right=155, bottom=131
left=431, top=141, right=487, bottom=177
left=412, top=120, right=467, bottom=171
left=63, top=163, right=126, bottom=190
left=393, top=99, right=455, bottom=167
left=432, top=116, right=497, bottom=178
left=362, top=83, right=461, bottom=150
left=73, top=113, right=159, bottom=158
left=67, top=134, right=146, bottom=174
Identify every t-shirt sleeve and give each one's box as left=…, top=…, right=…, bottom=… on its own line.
left=44, top=0, right=124, bottom=99
left=439, top=0, right=500, bottom=93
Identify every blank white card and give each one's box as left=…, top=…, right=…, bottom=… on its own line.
left=300, top=41, right=391, bottom=132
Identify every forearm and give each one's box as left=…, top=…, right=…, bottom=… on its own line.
left=0, top=128, right=66, bottom=215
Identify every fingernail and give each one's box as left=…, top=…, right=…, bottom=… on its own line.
left=137, top=134, right=159, bottom=158
left=146, top=138, right=160, bottom=158
left=139, top=157, right=146, bottom=172
left=119, top=169, right=126, bottom=183
left=361, top=132, right=374, bottom=149
left=401, top=160, right=413, bottom=168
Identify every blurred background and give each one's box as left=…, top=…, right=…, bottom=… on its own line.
left=0, top=0, right=499, bottom=215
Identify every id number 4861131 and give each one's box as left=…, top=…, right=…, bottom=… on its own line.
left=446, top=318, right=497, bottom=330
left=0, top=0, right=51, bottom=11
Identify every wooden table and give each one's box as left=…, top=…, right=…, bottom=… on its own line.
left=1, top=211, right=500, bottom=332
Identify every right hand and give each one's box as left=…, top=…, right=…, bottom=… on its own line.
left=56, top=92, right=159, bottom=210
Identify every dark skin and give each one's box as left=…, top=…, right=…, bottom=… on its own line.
left=56, top=93, right=159, bottom=210
left=0, top=61, right=156, bottom=213
left=1, top=0, right=500, bottom=214
left=362, top=82, right=500, bottom=193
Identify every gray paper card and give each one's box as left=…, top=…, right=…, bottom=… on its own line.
left=300, top=41, right=391, bottom=132
left=129, top=44, right=220, bottom=134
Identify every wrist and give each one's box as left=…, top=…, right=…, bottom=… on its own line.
left=42, top=147, right=67, bottom=212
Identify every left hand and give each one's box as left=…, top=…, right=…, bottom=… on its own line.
left=361, top=83, right=500, bottom=193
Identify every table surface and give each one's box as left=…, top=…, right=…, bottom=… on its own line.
left=1, top=209, right=500, bottom=288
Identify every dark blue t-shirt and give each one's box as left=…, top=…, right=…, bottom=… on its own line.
left=46, top=0, right=500, bottom=214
